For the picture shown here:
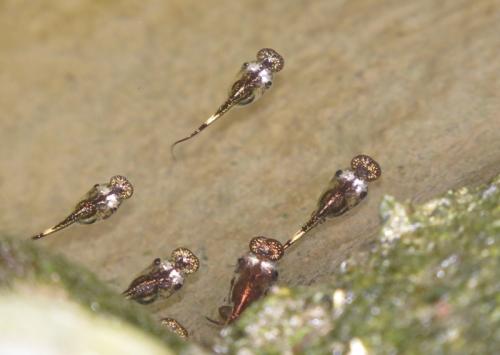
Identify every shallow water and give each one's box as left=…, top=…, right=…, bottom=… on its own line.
left=0, top=0, right=499, bottom=343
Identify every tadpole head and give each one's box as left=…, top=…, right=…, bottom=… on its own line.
left=109, top=175, right=134, bottom=199
left=171, top=247, right=200, bottom=274
left=160, top=317, right=189, bottom=339
left=257, top=48, right=285, bottom=73
left=351, top=155, right=382, bottom=182
left=249, top=236, right=284, bottom=261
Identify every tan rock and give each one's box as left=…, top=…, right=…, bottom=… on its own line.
left=0, top=0, right=498, bottom=343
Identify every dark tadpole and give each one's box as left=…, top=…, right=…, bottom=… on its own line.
left=170, top=48, right=284, bottom=159
left=207, top=236, right=284, bottom=325
left=283, top=154, right=381, bottom=250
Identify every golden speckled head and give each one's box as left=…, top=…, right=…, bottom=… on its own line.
left=160, top=317, right=188, bottom=339
left=351, top=155, right=382, bottom=182
left=109, top=175, right=134, bottom=199
left=257, top=48, right=284, bottom=72
left=171, top=247, right=200, bottom=274
left=249, top=236, right=284, bottom=261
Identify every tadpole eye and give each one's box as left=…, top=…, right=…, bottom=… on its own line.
left=153, top=258, right=161, bottom=266
left=256, top=48, right=285, bottom=72
left=173, top=283, right=183, bottom=291
left=242, top=62, right=250, bottom=69
left=271, top=269, right=279, bottom=280
left=351, top=155, right=382, bottom=182
left=335, top=169, right=343, bottom=177
left=170, top=248, right=200, bottom=274
left=109, top=175, right=134, bottom=199
left=249, top=236, right=284, bottom=261
left=265, top=81, right=272, bottom=89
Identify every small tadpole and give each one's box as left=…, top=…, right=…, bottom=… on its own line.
left=160, top=317, right=189, bottom=339
left=123, top=247, right=200, bottom=304
left=207, top=236, right=284, bottom=325
left=170, top=48, right=284, bottom=158
left=282, top=154, right=382, bottom=250
left=31, top=175, right=133, bottom=240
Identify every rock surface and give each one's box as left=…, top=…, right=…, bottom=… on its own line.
left=0, top=0, right=499, bottom=343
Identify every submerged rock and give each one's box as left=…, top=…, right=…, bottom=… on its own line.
left=214, top=175, right=500, bottom=354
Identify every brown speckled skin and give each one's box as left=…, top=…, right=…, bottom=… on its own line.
left=228, top=49, right=283, bottom=108
left=160, top=317, right=189, bottom=339
left=124, top=248, right=199, bottom=304
left=316, top=171, right=363, bottom=218
left=284, top=172, right=358, bottom=245
left=123, top=259, right=182, bottom=304
left=217, top=253, right=278, bottom=324
left=78, top=185, right=116, bottom=223
left=211, top=237, right=283, bottom=324
left=303, top=157, right=381, bottom=235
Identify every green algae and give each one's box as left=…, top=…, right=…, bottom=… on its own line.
left=0, top=237, right=205, bottom=354
left=214, top=175, right=500, bottom=354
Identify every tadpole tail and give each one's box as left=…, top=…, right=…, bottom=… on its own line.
left=31, top=213, right=79, bottom=240
left=170, top=120, right=211, bottom=160
left=170, top=97, right=239, bottom=159
left=31, top=203, right=96, bottom=240
left=282, top=214, right=322, bottom=251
